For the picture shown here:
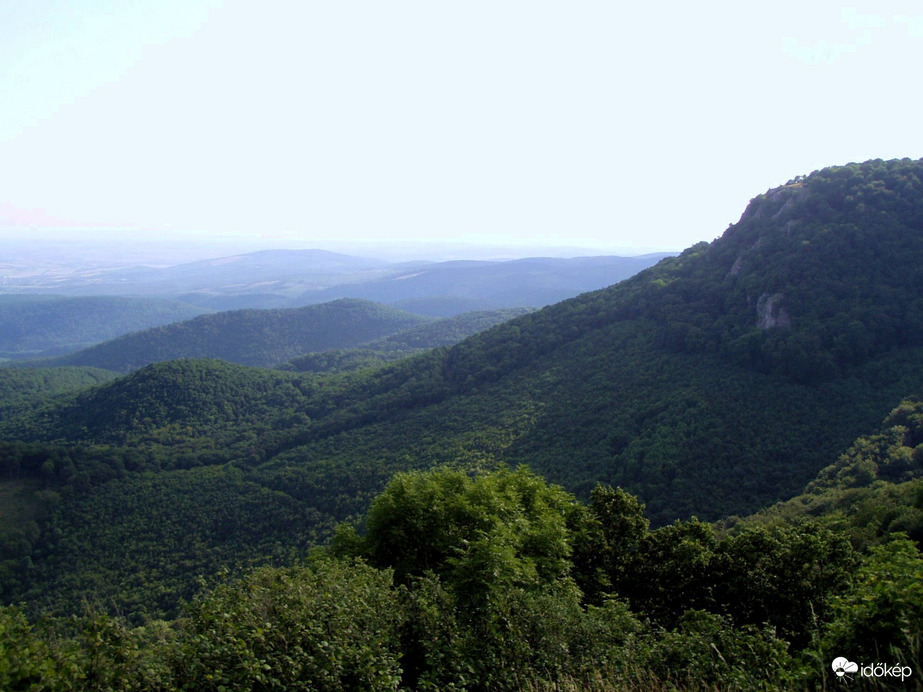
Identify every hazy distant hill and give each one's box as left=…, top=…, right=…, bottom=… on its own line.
left=3, top=249, right=389, bottom=297
left=51, top=298, right=429, bottom=372
left=302, top=255, right=673, bottom=316
left=4, top=158, right=923, bottom=619
left=0, top=295, right=208, bottom=359
left=3, top=248, right=671, bottom=314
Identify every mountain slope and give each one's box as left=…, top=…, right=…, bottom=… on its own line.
left=49, top=298, right=429, bottom=372
left=724, top=397, right=923, bottom=550
left=442, top=159, right=923, bottom=386
left=4, top=158, right=923, bottom=617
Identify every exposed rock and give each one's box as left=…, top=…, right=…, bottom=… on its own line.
left=738, top=197, right=766, bottom=222
left=756, top=292, right=791, bottom=329
left=729, top=256, right=744, bottom=277
left=737, top=183, right=808, bottom=225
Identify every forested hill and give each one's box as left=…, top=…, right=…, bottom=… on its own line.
left=280, top=308, right=534, bottom=373
left=0, top=295, right=209, bottom=359
left=445, top=157, right=923, bottom=389
left=432, top=159, right=923, bottom=508
left=3, top=159, right=923, bottom=622
left=47, top=298, right=429, bottom=372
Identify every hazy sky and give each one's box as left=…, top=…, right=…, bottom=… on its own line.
left=1, top=1, right=921, bottom=256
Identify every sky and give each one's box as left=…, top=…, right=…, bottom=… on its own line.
left=0, top=1, right=921, bottom=259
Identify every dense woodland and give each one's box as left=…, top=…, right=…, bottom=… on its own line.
left=1, top=429, right=921, bottom=689
left=1, top=159, right=922, bottom=689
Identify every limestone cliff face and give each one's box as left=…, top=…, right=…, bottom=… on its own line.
left=736, top=181, right=809, bottom=225
left=756, top=292, right=791, bottom=329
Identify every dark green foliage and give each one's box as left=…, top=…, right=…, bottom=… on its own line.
left=332, top=468, right=867, bottom=690
left=565, top=485, right=648, bottom=605
left=1, top=359, right=322, bottom=460
left=0, top=367, right=118, bottom=420
left=731, top=398, right=923, bottom=549
left=50, top=298, right=428, bottom=371
left=615, top=518, right=719, bottom=623
left=175, top=559, right=402, bottom=691
left=637, top=610, right=795, bottom=691
left=279, top=347, right=400, bottom=374
left=0, top=605, right=68, bottom=690
left=0, top=465, right=921, bottom=690
left=10, top=464, right=327, bottom=621
left=821, top=538, right=923, bottom=669
left=810, top=398, right=923, bottom=491
left=709, top=525, right=855, bottom=647
left=354, top=466, right=575, bottom=588
left=581, top=491, right=856, bottom=650
left=0, top=603, right=173, bottom=691
left=711, top=159, right=923, bottom=380
left=335, top=468, right=648, bottom=690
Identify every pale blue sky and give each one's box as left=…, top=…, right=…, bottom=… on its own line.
left=1, top=1, right=921, bottom=256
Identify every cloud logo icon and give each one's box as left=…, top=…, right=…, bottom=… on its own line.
left=832, top=657, right=859, bottom=678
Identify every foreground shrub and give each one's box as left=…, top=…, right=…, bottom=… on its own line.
left=173, top=558, right=402, bottom=691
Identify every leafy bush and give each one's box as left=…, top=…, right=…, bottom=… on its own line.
left=822, top=538, right=923, bottom=668
left=174, top=559, right=402, bottom=691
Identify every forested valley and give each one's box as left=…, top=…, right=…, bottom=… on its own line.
left=1, top=159, right=922, bottom=689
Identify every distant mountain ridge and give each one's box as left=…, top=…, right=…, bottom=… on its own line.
left=301, top=254, right=672, bottom=316
left=103, top=249, right=390, bottom=297
left=2, top=248, right=672, bottom=315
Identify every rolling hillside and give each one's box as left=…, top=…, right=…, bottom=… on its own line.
left=48, top=298, right=429, bottom=372
left=2, top=158, right=922, bottom=622
left=0, top=366, right=119, bottom=420
left=280, top=308, right=533, bottom=373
